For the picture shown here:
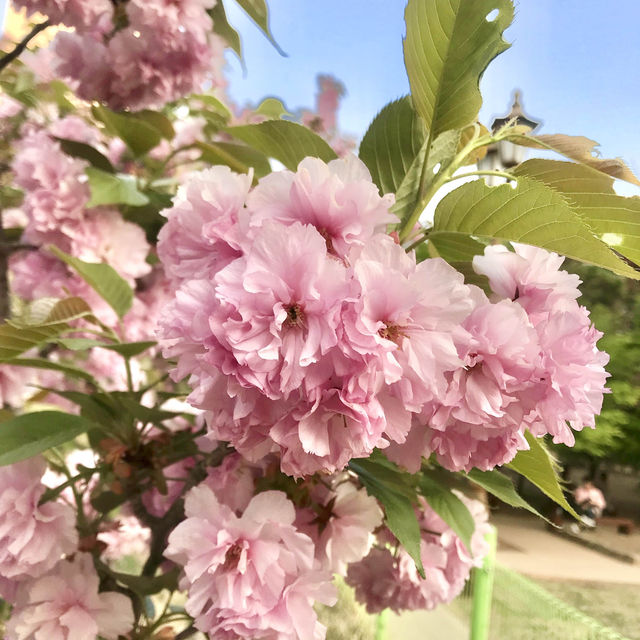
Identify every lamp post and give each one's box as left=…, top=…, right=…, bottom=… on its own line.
left=478, top=90, right=541, bottom=184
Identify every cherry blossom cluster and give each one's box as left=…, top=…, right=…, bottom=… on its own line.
left=12, top=0, right=226, bottom=110
left=346, top=492, right=491, bottom=613
left=157, top=155, right=608, bottom=478
left=0, top=458, right=134, bottom=640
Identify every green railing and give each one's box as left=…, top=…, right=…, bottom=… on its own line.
left=455, top=526, right=631, bottom=640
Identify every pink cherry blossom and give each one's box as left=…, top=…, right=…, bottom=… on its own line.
left=157, top=166, right=253, bottom=287
left=347, top=493, right=490, bottom=613
left=0, top=457, right=77, bottom=582
left=246, top=156, right=396, bottom=259
left=98, top=516, right=151, bottom=562
left=6, top=553, right=134, bottom=640
left=12, top=0, right=113, bottom=29
left=165, top=486, right=336, bottom=640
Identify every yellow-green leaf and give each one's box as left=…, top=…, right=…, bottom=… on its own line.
left=404, top=0, right=514, bottom=136
left=432, top=176, right=640, bottom=279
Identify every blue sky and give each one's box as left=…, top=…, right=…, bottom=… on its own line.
left=224, top=0, right=640, bottom=189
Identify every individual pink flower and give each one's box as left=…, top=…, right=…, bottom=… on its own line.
left=0, top=457, right=77, bottom=581
left=313, top=480, right=383, bottom=573
left=98, top=516, right=151, bottom=562
left=473, top=243, right=609, bottom=447
left=472, top=243, right=582, bottom=317
left=165, top=486, right=336, bottom=640
left=348, top=235, right=474, bottom=414
left=210, top=220, right=351, bottom=400
left=157, top=166, right=253, bottom=287
left=202, top=452, right=259, bottom=515
left=528, top=305, right=609, bottom=445
left=6, top=553, right=134, bottom=640
left=425, top=297, right=541, bottom=471
left=246, top=156, right=396, bottom=259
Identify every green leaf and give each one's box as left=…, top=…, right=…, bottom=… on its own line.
left=110, top=568, right=180, bottom=596
left=349, top=457, right=424, bottom=577
left=3, top=358, right=98, bottom=385
left=418, top=474, right=474, bottom=551
left=91, top=490, right=128, bottom=513
left=255, top=97, right=292, bottom=120
left=49, top=246, right=134, bottom=319
left=209, top=2, right=242, bottom=58
left=404, top=0, right=514, bottom=136
left=427, top=232, right=487, bottom=263
left=196, top=141, right=271, bottom=178
left=226, top=121, right=337, bottom=170
left=432, top=176, right=640, bottom=279
left=122, top=189, right=173, bottom=244
left=100, top=341, right=157, bottom=358
left=191, top=94, right=233, bottom=121
left=0, top=185, right=24, bottom=208
left=514, top=159, right=640, bottom=268
left=466, top=469, right=547, bottom=520
left=507, top=133, right=640, bottom=186
left=54, top=137, right=115, bottom=173
left=0, top=411, right=93, bottom=466
left=234, top=0, right=285, bottom=55
left=12, top=296, right=95, bottom=328
left=92, top=105, right=163, bottom=157
left=358, top=96, right=426, bottom=195
left=507, top=432, right=579, bottom=519
left=86, top=167, right=150, bottom=207
left=133, top=110, right=175, bottom=140
left=392, top=129, right=460, bottom=225
left=0, top=322, right=68, bottom=360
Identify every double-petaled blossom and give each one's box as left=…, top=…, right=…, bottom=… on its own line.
left=165, top=487, right=336, bottom=640
left=473, top=243, right=609, bottom=447
left=0, top=458, right=77, bottom=584
left=50, top=0, right=224, bottom=110
left=246, top=156, right=396, bottom=259
left=346, top=493, right=490, bottom=613
left=5, top=553, right=134, bottom=640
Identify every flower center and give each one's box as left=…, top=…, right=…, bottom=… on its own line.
left=222, top=543, right=243, bottom=572
left=285, top=303, right=305, bottom=328
left=378, top=322, right=403, bottom=343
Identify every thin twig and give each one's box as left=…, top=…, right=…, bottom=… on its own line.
left=0, top=20, right=52, bottom=74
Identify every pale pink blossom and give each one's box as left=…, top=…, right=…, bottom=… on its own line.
left=347, top=493, right=490, bottom=613
left=157, top=166, right=252, bottom=286
left=0, top=458, right=77, bottom=581
left=165, top=487, right=336, bottom=640
left=202, top=452, right=258, bottom=515
left=0, top=364, right=36, bottom=408
left=314, top=481, right=383, bottom=573
left=12, top=0, right=113, bottom=29
left=6, top=553, right=134, bottom=640
left=210, top=220, right=351, bottom=400
left=98, top=516, right=151, bottom=561
left=246, top=156, right=396, bottom=259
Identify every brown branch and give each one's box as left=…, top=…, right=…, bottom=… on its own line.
left=0, top=20, right=52, bottom=74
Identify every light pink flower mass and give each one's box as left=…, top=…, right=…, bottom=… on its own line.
left=6, top=553, right=134, bottom=640
left=0, top=457, right=77, bottom=583
left=165, top=486, right=336, bottom=640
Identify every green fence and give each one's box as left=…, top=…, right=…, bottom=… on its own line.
left=451, top=526, right=632, bottom=640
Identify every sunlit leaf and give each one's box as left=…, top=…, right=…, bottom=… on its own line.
left=49, top=247, right=134, bottom=319
left=255, top=97, right=292, bottom=120
left=86, top=167, right=149, bottom=207
left=226, top=121, right=337, bottom=170
left=0, top=411, right=94, bottom=466
left=209, top=2, right=242, bottom=58
left=404, top=0, right=513, bottom=136
left=196, top=141, right=271, bottom=178
left=432, top=176, right=640, bottom=279
left=359, top=96, right=426, bottom=195
left=466, top=468, right=548, bottom=520
left=508, top=432, right=579, bottom=519
left=514, top=159, right=640, bottom=268
left=234, top=0, right=285, bottom=55
left=508, top=133, right=640, bottom=186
